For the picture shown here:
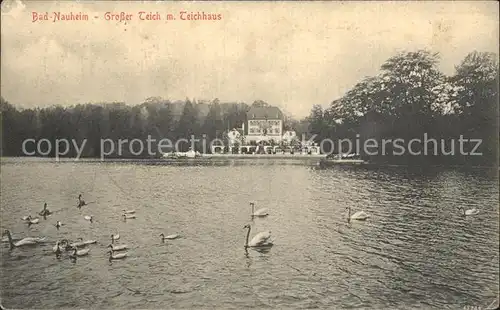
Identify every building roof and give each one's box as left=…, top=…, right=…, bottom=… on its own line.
left=246, top=106, right=283, bottom=120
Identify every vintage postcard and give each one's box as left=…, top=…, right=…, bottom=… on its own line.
left=1, top=1, right=498, bottom=309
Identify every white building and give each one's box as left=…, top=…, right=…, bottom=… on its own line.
left=244, top=106, right=284, bottom=143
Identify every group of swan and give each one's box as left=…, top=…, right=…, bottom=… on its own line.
left=6, top=195, right=131, bottom=263
left=343, top=205, right=479, bottom=223
left=245, top=202, right=273, bottom=249
left=21, top=202, right=52, bottom=226
left=50, top=236, right=124, bottom=262
left=51, top=240, right=91, bottom=262
left=107, top=234, right=128, bottom=261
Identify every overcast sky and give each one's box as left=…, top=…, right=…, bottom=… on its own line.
left=1, top=1, right=498, bottom=118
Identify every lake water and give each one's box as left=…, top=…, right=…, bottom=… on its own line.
left=1, top=158, right=498, bottom=309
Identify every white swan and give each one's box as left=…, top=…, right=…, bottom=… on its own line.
left=122, top=214, right=136, bottom=220
left=250, top=202, right=269, bottom=217
left=70, top=241, right=86, bottom=248
left=54, top=221, right=64, bottom=230
left=84, top=215, right=93, bottom=223
left=108, top=250, right=128, bottom=261
left=122, top=209, right=136, bottom=214
left=53, top=241, right=63, bottom=257
left=27, top=217, right=40, bottom=225
left=108, top=244, right=128, bottom=251
left=457, top=207, right=479, bottom=216
left=53, top=241, right=62, bottom=253
left=159, top=233, right=180, bottom=242
left=243, top=224, right=273, bottom=248
left=111, top=234, right=120, bottom=243
left=346, top=207, right=370, bottom=222
left=71, top=247, right=90, bottom=256
left=2, top=230, right=46, bottom=249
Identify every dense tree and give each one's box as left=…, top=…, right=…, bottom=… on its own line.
left=202, top=98, right=224, bottom=141
left=1, top=97, right=293, bottom=157
left=308, top=50, right=498, bottom=166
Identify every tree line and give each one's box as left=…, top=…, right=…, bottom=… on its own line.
left=307, top=50, right=498, bottom=166
left=0, top=97, right=308, bottom=157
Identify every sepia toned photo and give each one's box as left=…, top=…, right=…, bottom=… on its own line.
left=1, top=1, right=498, bottom=309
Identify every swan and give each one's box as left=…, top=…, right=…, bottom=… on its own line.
left=2, top=230, right=46, bottom=249
left=250, top=202, right=269, bottom=218
left=108, top=250, right=128, bottom=261
left=71, top=247, right=90, bottom=256
left=457, top=207, right=479, bottom=216
left=53, top=241, right=63, bottom=253
left=53, top=241, right=64, bottom=258
left=39, top=203, right=52, bottom=216
left=111, top=234, right=120, bottom=243
left=69, top=238, right=86, bottom=248
left=108, top=244, right=128, bottom=251
left=27, top=216, right=40, bottom=226
left=54, top=242, right=63, bottom=258
left=68, top=249, right=78, bottom=262
left=122, top=214, right=136, bottom=220
left=54, top=221, right=64, bottom=230
left=122, top=209, right=136, bottom=214
left=346, top=207, right=370, bottom=223
left=77, top=194, right=87, bottom=209
left=84, top=215, right=93, bottom=223
left=159, top=233, right=180, bottom=242
left=243, top=224, right=273, bottom=248
left=21, top=215, right=31, bottom=221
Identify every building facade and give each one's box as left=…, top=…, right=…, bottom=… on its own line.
left=244, top=106, right=284, bottom=143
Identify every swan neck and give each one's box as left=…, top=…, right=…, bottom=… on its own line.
left=251, top=204, right=254, bottom=215
left=245, top=226, right=251, bottom=247
left=6, top=231, right=14, bottom=248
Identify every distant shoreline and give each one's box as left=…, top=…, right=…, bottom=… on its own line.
left=0, top=156, right=497, bottom=170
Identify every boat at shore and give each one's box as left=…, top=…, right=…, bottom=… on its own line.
left=161, top=148, right=202, bottom=159
left=320, top=153, right=368, bottom=166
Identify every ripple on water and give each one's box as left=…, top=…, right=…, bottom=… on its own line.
left=1, top=160, right=498, bottom=309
